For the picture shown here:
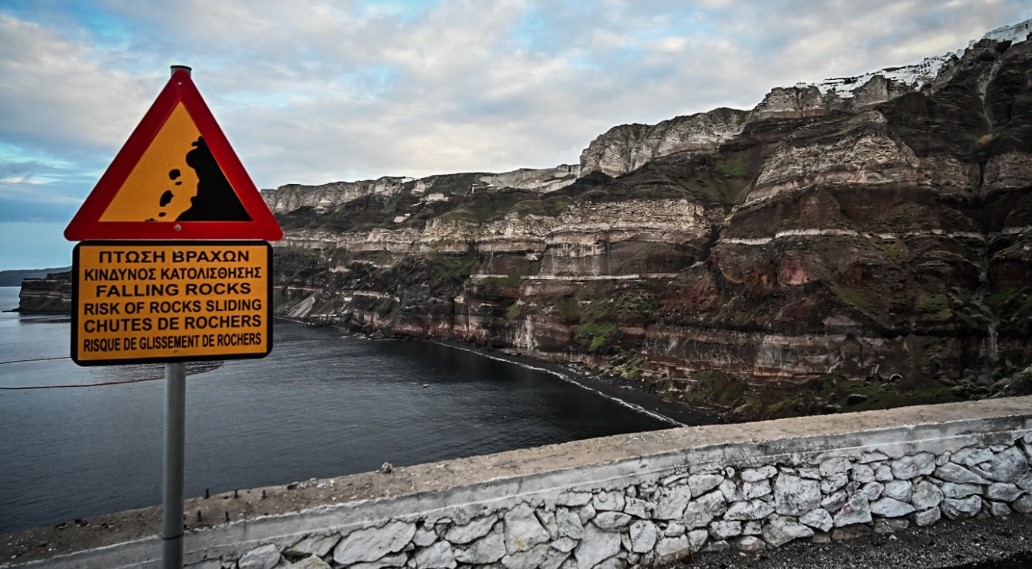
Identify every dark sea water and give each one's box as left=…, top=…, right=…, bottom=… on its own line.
left=0, top=286, right=670, bottom=534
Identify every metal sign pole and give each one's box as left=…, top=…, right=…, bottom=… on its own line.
left=163, top=362, right=186, bottom=569
left=162, top=64, right=189, bottom=569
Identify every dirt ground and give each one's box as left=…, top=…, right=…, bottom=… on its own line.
left=679, top=513, right=1032, bottom=569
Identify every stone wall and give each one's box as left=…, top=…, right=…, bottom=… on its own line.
left=6, top=397, right=1032, bottom=569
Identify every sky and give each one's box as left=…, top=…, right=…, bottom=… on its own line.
left=1, top=0, right=1030, bottom=271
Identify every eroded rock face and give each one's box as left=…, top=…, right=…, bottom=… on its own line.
left=17, top=272, right=72, bottom=313
left=748, top=75, right=917, bottom=126
left=264, top=167, right=581, bottom=216
left=269, top=31, right=1032, bottom=420
left=265, top=177, right=411, bottom=214
left=749, top=86, right=828, bottom=122
left=577, top=108, right=750, bottom=178
left=747, top=114, right=923, bottom=204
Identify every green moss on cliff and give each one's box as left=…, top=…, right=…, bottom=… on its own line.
left=423, top=173, right=486, bottom=196
left=428, top=252, right=478, bottom=286
left=558, top=297, right=580, bottom=323
left=917, top=292, right=952, bottom=321
left=986, top=287, right=1017, bottom=310
left=505, top=302, right=523, bottom=319
left=577, top=321, right=617, bottom=352
left=751, top=372, right=965, bottom=421
left=273, top=247, right=329, bottom=283
left=682, top=370, right=748, bottom=408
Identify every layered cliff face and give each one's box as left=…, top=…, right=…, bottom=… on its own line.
left=265, top=177, right=411, bottom=214
left=746, top=75, right=918, bottom=124
left=268, top=28, right=1032, bottom=420
left=263, top=166, right=580, bottom=214
left=18, top=272, right=72, bottom=313
left=578, top=108, right=750, bottom=177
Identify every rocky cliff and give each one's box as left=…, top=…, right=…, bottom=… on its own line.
left=267, top=22, right=1032, bottom=420
left=263, top=166, right=580, bottom=215
left=17, top=272, right=72, bottom=313
left=578, top=108, right=750, bottom=177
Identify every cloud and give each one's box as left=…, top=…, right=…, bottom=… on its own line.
left=1, top=0, right=1030, bottom=269
left=0, top=155, right=84, bottom=223
left=0, top=221, right=74, bottom=269
left=0, top=14, right=155, bottom=155
left=1, top=0, right=1031, bottom=193
left=0, top=148, right=98, bottom=224
left=0, top=195, right=79, bottom=223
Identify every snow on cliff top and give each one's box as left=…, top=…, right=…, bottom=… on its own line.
left=796, top=18, right=1031, bottom=98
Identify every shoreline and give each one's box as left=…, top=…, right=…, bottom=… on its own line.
left=429, top=338, right=720, bottom=427
left=296, top=316, right=721, bottom=428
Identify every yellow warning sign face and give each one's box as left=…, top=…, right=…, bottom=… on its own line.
left=100, top=103, right=202, bottom=222
left=97, top=102, right=252, bottom=224
left=72, top=241, right=272, bottom=365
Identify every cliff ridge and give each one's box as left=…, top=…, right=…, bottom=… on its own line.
left=266, top=20, right=1032, bottom=420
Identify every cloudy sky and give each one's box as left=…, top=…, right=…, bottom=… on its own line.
left=1, top=0, right=1030, bottom=270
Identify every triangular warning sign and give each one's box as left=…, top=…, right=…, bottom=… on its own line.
left=65, top=67, right=283, bottom=241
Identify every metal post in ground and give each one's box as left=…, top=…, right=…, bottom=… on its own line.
left=163, top=361, right=186, bottom=569
left=162, top=64, right=192, bottom=569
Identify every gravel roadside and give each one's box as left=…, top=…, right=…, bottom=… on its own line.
left=675, top=514, right=1032, bottom=569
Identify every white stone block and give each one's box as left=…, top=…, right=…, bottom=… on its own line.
left=774, top=474, right=821, bottom=516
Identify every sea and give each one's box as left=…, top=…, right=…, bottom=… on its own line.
left=0, top=286, right=674, bottom=534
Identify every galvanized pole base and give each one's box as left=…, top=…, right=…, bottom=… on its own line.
left=163, top=362, right=186, bottom=569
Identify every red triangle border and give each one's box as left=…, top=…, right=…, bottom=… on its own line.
left=64, top=68, right=283, bottom=241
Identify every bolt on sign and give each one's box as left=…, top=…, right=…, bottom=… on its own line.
left=72, top=241, right=272, bottom=365
left=64, top=66, right=283, bottom=365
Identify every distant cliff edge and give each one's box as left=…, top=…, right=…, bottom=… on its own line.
left=0, top=267, right=70, bottom=287
left=15, top=272, right=72, bottom=314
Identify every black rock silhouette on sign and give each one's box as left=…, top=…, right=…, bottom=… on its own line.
left=176, top=136, right=251, bottom=221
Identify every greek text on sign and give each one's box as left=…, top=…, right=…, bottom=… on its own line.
left=72, top=241, right=273, bottom=365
